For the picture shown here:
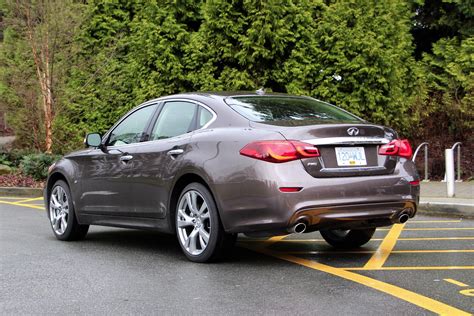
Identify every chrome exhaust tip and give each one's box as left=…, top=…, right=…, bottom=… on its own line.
left=398, top=213, right=409, bottom=224
left=289, top=222, right=307, bottom=234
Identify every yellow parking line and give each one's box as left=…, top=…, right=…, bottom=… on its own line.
left=364, top=224, right=405, bottom=269
left=399, top=237, right=474, bottom=241
left=0, top=200, right=44, bottom=210
left=241, top=236, right=474, bottom=244
left=347, top=266, right=474, bottom=271
left=241, top=238, right=384, bottom=243
left=444, top=279, right=469, bottom=287
left=409, top=220, right=462, bottom=223
left=262, top=251, right=471, bottom=315
left=13, top=197, right=44, bottom=204
left=401, top=227, right=474, bottom=231
left=393, top=250, right=474, bottom=253
left=283, top=249, right=474, bottom=255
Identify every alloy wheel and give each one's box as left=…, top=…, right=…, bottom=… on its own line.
left=49, top=185, right=69, bottom=235
left=176, top=190, right=211, bottom=256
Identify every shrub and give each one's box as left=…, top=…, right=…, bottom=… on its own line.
left=20, top=154, right=62, bottom=180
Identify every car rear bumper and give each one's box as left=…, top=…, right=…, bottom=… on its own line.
left=211, top=159, right=420, bottom=235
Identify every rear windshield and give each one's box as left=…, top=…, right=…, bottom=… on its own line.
left=225, top=96, right=362, bottom=125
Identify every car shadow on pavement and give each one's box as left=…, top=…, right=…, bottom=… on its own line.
left=82, top=229, right=276, bottom=265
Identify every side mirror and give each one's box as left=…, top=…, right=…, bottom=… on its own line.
left=85, top=133, right=102, bottom=148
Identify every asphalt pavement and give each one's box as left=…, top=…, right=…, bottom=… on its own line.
left=1, top=197, right=473, bottom=315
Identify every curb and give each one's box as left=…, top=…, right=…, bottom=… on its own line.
left=0, top=187, right=43, bottom=197
left=419, top=201, right=474, bottom=219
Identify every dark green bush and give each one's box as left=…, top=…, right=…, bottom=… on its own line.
left=0, top=150, right=32, bottom=168
left=20, top=154, right=62, bottom=180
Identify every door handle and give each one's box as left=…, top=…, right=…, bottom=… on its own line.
left=119, top=155, right=134, bottom=162
left=167, top=149, right=184, bottom=156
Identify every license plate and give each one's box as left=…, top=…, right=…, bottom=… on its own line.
left=335, top=147, right=367, bottom=166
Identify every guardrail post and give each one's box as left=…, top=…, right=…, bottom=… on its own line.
left=445, top=148, right=455, bottom=197
left=456, top=145, right=462, bottom=182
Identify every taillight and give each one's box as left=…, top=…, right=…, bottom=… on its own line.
left=378, top=139, right=413, bottom=159
left=240, top=140, right=320, bottom=163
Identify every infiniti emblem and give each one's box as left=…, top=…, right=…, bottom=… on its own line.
left=347, top=127, right=359, bottom=136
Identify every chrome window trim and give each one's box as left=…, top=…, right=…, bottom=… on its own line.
left=100, top=98, right=217, bottom=149
left=304, top=137, right=390, bottom=146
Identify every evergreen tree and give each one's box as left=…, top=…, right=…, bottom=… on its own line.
left=282, top=0, right=420, bottom=132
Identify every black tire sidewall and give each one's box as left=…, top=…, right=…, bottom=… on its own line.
left=320, top=228, right=376, bottom=248
left=175, top=183, right=223, bottom=262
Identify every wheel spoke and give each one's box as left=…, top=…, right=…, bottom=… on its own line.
left=60, top=214, right=67, bottom=231
left=198, top=202, right=207, bottom=215
left=186, top=229, right=199, bottom=253
left=177, top=209, right=194, bottom=228
left=51, top=193, right=61, bottom=208
left=53, top=214, right=60, bottom=230
left=200, top=210, right=210, bottom=220
left=198, top=227, right=209, bottom=245
left=185, top=191, right=199, bottom=215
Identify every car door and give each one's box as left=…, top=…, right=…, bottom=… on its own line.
left=129, top=100, right=213, bottom=218
left=78, top=103, right=158, bottom=217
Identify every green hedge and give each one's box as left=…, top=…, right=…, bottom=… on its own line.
left=20, top=154, right=62, bottom=181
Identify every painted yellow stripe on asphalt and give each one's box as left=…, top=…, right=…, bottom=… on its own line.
left=444, top=279, right=469, bottom=287
left=409, top=220, right=462, bottom=223
left=13, top=197, right=44, bottom=204
left=265, top=252, right=470, bottom=315
left=364, top=224, right=405, bottom=269
left=242, top=238, right=384, bottom=243
left=284, top=249, right=474, bottom=255
left=347, top=266, right=474, bottom=271
left=241, top=236, right=474, bottom=244
left=399, top=237, right=474, bottom=241
left=0, top=200, right=44, bottom=210
left=401, top=227, right=474, bottom=231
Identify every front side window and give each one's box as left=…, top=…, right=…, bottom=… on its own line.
left=106, top=104, right=157, bottom=146
left=150, top=101, right=197, bottom=140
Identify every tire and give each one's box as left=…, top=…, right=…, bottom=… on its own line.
left=175, top=183, right=236, bottom=262
left=320, top=228, right=376, bottom=248
left=48, top=180, right=89, bottom=241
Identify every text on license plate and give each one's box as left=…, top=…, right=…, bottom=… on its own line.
left=335, top=147, right=367, bottom=166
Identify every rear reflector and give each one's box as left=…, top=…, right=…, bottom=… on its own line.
left=409, top=180, right=420, bottom=186
left=379, top=139, right=413, bottom=159
left=240, top=140, right=320, bottom=163
left=279, top=187, right=303, bottom=192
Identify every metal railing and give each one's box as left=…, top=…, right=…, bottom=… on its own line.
left=412, top=142, right=429, bottom=181
left=452, top=142, right=462, bottom=182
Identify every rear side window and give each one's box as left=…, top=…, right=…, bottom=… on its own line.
left=225, top=96, right=362, bottom=125
left=198, top=107, right=214, bottom=128
left=150, top=101, right=197, bottom=140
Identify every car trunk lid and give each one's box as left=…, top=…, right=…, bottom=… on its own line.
left=250, top=122, right=398, bottom=177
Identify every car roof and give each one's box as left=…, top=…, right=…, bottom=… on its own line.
left=156, top=91, right=309, bottom=100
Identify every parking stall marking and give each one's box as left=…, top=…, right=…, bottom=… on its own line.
left=12, top=197, right=44, bottom=204
left=444, top=279, right=474, bottom=297
left=240, top=243, right=471, bottom=316
left=409, top=220, right=463, bottom=223
left=364, top=223, right=405, bottom=269
left=240, top=216, right=474, bottom=314
left=444, top=279, right=470, bottom=287
left=0, top=199, right=44, bottom=210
